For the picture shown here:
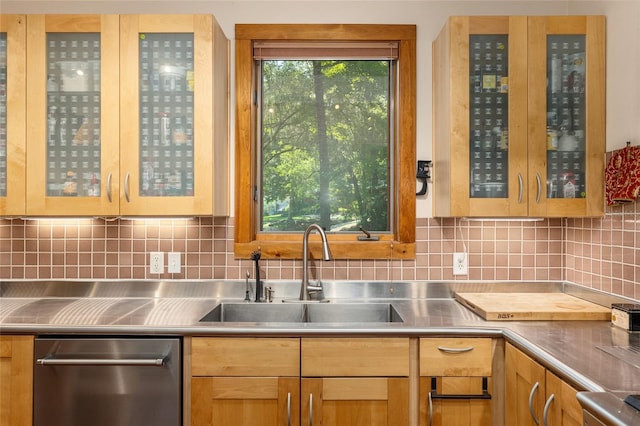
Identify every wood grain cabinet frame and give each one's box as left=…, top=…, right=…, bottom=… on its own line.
left=433, top=16, right=605, bottom=218
left=0, top=335, right=34, bottom=426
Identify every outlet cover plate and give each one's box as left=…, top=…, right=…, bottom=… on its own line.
left=453, top=252, right=468, bottom=275
left=150, top=252, right=164, bottom=274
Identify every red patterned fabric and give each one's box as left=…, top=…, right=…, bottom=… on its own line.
left=605, top=145, right=640, bottom=205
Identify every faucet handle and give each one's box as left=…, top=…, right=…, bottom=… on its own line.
left=306, top=281, right=323, bottom=293
left=265, top=286, right=274, bottom=303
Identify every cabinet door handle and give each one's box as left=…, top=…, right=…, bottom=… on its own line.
left=542, top=393, right=554, bottom=426
left=106, top=172, right=113, bottom=203
left=287, top=392, right=291, bottom=426
left=437, top=346, right=473, bottom=353
left=528, top=381, right=540, bottom=425
left=427, top=390, right=433, bottom=426
left=309, top=393, right=313, bottom=426
left=518, top=173, right=524, bottom=203
left=124, top=172, right=131, bottom=203
left=536, top=173, right=542, bottom=204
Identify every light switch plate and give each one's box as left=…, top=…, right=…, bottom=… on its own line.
left=168, top=252, right=181, bottom=274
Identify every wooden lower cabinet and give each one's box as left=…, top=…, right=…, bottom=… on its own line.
left=419, top=377, right=491, bottom=426
left=419, top=338, right=497, bottom=426
left=303, top=377, right=409, bottom=426
left=192, top=377, right=299, bottom=426
left=190, top=337, right=300, bottom=426
left=189, top=337, right=410, bottom=426
left=506, top=342, right=582, bottom=426
left=301, top=337, right=411, bottom=426
left=0, top=335, right=34, bottom=426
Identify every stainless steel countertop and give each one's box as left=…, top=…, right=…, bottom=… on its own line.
left=1, top=280, right=639, bottom=397
left=577, top=392, right=640, bottom=426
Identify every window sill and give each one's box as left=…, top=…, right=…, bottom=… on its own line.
left=235, top=239, right=415, bottom=260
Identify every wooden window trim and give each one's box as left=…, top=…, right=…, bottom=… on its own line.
left=234, top=24, right=416, bottom=260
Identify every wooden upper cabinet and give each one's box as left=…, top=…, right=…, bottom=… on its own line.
left=0, top=15, right=26, bottom=216
left=527, top=16, right=605, bottom=218
left=433, top=16, right=528, bottom=218
left=25, top=15, right=121, bottom=216
left=21, top=14, right=228, bottom=217
left=119, top=14, right=229, bottom=216
left=433, top=16, right=605, bottom=218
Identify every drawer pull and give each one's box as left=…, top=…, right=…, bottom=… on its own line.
left=429, top=377, right=491, bottom=400
left=287, top=392, right=291, bottom=426
left=437, top=345, right=474, bottom=353
left=309, top=393, right=313, bottom=426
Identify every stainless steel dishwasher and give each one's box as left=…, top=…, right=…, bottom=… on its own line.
left=34, top=336, right=181, bottom=426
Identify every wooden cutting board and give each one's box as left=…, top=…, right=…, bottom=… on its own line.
left=455, top=292, right=611, bottom=321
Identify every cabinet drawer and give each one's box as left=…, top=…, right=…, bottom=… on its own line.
left=420, top=338, right=492, bottom=376
left=191, top=337, right=300, bottom=377
left=301, top=338, right=410, bottom=377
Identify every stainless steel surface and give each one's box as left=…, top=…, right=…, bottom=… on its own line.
left=34, top=336, right=181, bottom=426
left=199, top=302, right=403, bottom=323
left=36, top=355, right=167, bottom=366
left=2, top=280, right=640, bottom=401
left=300, top=224, right=332, bottom=300
left=583, top=410, right=607, bottom=426
left=578, top=392, right=640, bottom=426
left=596, top=345, right=640, bottom=368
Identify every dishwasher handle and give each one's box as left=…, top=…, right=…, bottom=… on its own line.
left=36, top=355, right=168, bottom=366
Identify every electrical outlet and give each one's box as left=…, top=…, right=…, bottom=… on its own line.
left=150, top=252, right=164, bottom=274
left=168, top=252, right=181, bottom=274
left=453, top=252, right=468, bottom=275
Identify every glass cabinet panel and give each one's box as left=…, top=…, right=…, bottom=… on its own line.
left=138, top=33, right=194, bottom=197
left=0, top=32, right=7, bottom=197
left=545, top=35, right=586, bottom=199
left=468, top=35, right=509, bottom=199
left=46, top=33, right=101, bottom=197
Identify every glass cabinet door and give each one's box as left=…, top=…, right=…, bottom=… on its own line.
left=0, top=15, right=26, bottom=216
left=138, top=33, right=195, bottom=198
left=119, top=15, right=217, bottom=216
left=468, top=34, right=510, bottom=200
left=26, top=15, right=120, bottom=216
left=444, top=16, right=528, bottom=217
left=545, top=35, right=586, bottom=200
left=528, top=16, right=605, bottom=217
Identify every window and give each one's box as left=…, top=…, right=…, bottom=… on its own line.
left=235, top=24, right=416, bottom=259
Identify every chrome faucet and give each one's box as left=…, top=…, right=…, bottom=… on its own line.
left=300, top=224, right=332, bottom=300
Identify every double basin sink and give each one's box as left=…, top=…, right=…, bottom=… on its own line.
left=200, top=302, right=403, bottom=324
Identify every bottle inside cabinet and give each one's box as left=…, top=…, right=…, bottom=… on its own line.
left=138, top=33, right=194, bottom=197
left=468, top=35, right=509, bottom=199
left=546, top=35, right=586, bottom=199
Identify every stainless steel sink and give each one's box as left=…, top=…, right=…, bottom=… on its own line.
left=199, top=302, right=403, bottom=323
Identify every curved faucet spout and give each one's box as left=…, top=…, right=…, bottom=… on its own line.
left=300, top=224, right=332, bottom=300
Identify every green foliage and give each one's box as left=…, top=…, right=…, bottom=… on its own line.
left=261, top=60, right=391, bottom=232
